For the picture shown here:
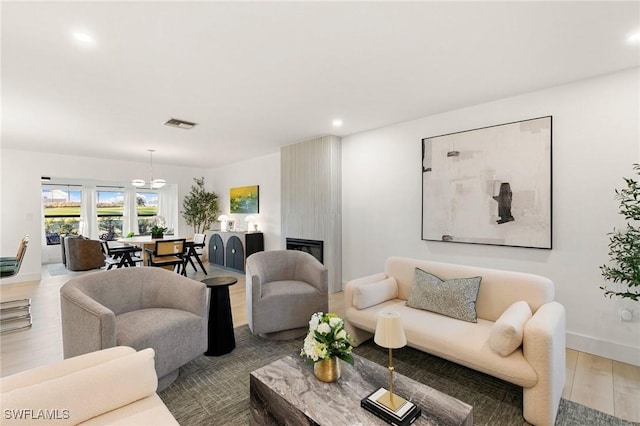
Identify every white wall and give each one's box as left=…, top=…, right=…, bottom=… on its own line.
left=342, top=68, right=640, bottom=365
left=208, top=152, right=281, bottom=252
left=0, top=149, right=208, bottom=284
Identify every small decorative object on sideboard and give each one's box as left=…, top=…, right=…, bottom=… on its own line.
left=300, top=312, right=353, bottom=383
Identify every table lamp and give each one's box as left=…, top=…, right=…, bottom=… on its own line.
left=218, top=215, right=229, bottom=232
left=374, top=310, right=407, bottom=412
left=244, top=215, right=258, bottom=231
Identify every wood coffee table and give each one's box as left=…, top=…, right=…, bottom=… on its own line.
left=250, top=353, right=472, bottom=425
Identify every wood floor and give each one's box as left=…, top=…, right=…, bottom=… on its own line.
left=1, top=264, right=639, bottom=422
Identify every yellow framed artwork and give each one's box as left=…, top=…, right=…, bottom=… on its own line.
left=230, top=185, right=259, bottom=214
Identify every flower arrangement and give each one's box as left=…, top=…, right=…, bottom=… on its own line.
left=300, top=312, right=354, bottom=365
left=150, top=216, right=168, bottom=236
left=150, top=224, right=168, bottom=235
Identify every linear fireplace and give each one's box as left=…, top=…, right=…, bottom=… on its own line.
left=286, top=238, right=324, bottom=264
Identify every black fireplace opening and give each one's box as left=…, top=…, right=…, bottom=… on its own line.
left=286, top=238, right=324, bottom=264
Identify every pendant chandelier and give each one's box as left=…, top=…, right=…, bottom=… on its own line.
left=132, top=149, right=166, bottom=189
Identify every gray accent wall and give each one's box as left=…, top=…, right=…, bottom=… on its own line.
left=281, top=135, right=342, bottom=293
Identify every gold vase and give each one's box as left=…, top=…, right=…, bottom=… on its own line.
left=314, top=357, right=341, bottom=382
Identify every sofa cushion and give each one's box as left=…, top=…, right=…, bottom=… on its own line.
left=490, top=301, right=532, bottom=356
left=345, top=301, right=538, bottom=388
left=353, top=277, right=398, bottom=310
left=407, top=268, right=481, bottom=323
left=116, top=308, right=206, bottom=379
left=1, top=348, right=157, bottom=425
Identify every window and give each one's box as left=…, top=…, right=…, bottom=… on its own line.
left=97, top=190, right=124, bottom=240
left=136, top=191, right=158, bottom=235
left=42, top=187, right=82, bottom=245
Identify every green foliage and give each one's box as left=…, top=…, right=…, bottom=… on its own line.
left=150, top=224, right=167, bottom=234
left=600, top=164, right=640, bottom=301
left=181, top=177, right=220, bottom=234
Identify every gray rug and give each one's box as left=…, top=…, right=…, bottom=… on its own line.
left=46, top=263, right=92, bottom=277
left=159, top=326, right=636, bottom=425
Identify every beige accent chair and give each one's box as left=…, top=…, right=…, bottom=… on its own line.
left=0, top=346, right=178, bottom=425
left=60, top=267, right=208, bottom=390
left=246, top=250, right=328, bottom=339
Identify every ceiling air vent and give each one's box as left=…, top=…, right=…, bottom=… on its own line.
left=164, top=118, right=198, bottom=130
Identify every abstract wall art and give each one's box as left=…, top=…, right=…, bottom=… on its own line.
left=421, top=116, right=552, bottom=249
left=230, top=185, right=259, bottom=214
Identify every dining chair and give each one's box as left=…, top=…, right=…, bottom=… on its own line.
left=184, top=233, right=207, bottom=275
left=145, top=239, right=187, bottom=275
left=101, top=241, right=142, bottom=269
left=0, top=235, right=29, bottom=278
left=1, top=235, right=32, bottom=334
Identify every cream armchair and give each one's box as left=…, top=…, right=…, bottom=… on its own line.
left=60, top=267, right=208, bottom=391
left=245, top=250, right=328, bottom=339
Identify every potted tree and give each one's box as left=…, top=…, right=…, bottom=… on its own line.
left=600, top=164, right=640, bottom=301
left=181, top=177, right=220, bottom=234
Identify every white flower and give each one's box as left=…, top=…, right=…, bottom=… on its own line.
left=308, top=313, right=322, bottom=331
left=301, top=312, right=353, bottom=364
left=316, top=322, right=331, bottom=335
left=329, top=317, right=342, bottom=328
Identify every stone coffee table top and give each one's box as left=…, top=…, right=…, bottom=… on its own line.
left=250, top=353, right=473, bottom=425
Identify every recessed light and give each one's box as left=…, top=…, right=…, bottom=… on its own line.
left=332, top=119, right=343, bottom=127
left=628, top=31, right=640, bottom=43
left=73, top=32, right=94, bottom=44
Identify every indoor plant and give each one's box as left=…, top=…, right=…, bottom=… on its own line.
left=181, top=177, right=220, bottom=234
left=150, top=217, right=168, bottom=239
left=300, top=312, right=354, bottom=382
left=600, top=164, right=640, bottom=301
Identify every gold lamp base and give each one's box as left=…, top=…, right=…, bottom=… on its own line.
left=376, top=388, right=407, bottom=412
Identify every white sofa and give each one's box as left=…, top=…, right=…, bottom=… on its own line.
left=344, top=256, right=566, bottom=426
left=0, top=346, right=178, bottom=425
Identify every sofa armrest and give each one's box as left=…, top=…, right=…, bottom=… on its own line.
left=344, top=272, right=388, bottom=311
left=1, top=348, right=158, bottom=426
left=522, top=301, right=566, bottom=426
left=1, top=347, right=136, bottom=392
left=60, top=286, right=117, bottom=359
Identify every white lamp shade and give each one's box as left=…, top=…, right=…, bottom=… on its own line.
left=131, top=179, right=146, bottom=187
left=374, top=311, right=407, bottom=349
left=218, top=215, right=229, bottom=221
left=244, top=215, right=256, bottom=223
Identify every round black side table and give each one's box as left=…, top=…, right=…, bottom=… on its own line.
left=202, top=276, right=238, bottom=356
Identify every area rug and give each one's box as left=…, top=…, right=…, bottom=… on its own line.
left=46, top=263, right=99, bottom=277
left=159, top=326, right=635, bottom=425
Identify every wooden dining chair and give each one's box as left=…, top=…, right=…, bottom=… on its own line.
left=145, top=239, right=187, bottom=275
left=1, top=235, right=32, bottom=333
left=0, top=235, right=29, bottom=278
left=101, top=241, right=142, bottom=269
left=184, top=233, right=207, bottom=275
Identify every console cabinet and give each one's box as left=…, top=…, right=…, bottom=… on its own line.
left=207, top=231, right=264, bottom=273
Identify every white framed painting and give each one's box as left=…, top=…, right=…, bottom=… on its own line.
left=421, top=116, right=552, bottom=249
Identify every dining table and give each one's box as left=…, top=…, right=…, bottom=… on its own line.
left=116, top=235, right=192, bottom=266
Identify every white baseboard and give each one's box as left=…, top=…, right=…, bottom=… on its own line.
left=566, top=332, right=640, bottom=366
left=0, top=272, right=41, bottom=285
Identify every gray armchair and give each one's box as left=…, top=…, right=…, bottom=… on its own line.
left=246, top=250, right=328, bottom=340
left=60, top=267, right=208, bottom=390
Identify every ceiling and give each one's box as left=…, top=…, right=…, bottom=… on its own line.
left=2, top=1, right=639, bottom=168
